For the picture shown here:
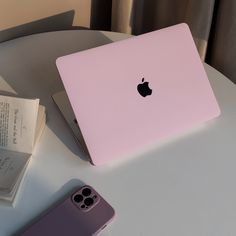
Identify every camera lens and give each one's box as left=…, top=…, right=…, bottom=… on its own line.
left=84, top=197, right=94, bottom=206
left=82, top=188, right=91, bottom=197
left=74, top=194, right=83, bottom=203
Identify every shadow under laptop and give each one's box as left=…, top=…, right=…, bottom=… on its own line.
left=0, top=30, right=117, bottom=164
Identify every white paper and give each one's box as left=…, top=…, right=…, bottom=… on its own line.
left=0, top=149, right=30, bottom=193
left=0, top=93, right=45, bottom=205
left=0, top=95, right=39, bottom=154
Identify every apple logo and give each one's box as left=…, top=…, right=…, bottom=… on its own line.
left=137, top=78, right=152, bottom=97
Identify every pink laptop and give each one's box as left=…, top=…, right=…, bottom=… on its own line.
left=56, top=23, right=220, bottom=166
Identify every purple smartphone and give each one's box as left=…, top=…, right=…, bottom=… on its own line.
left=19, top=185, right=115, bottom=236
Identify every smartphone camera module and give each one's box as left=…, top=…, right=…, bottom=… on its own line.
left=73, top=186, right=100, bottom=212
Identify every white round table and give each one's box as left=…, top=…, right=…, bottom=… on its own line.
left=0, top=30, right=236, bottom=236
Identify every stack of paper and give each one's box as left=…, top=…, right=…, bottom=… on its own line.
left=0, top=95, right=46, bottom=206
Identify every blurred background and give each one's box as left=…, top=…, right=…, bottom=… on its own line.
left=0, top=0, right=235, bottom=83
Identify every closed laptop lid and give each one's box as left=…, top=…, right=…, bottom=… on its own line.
left=56, top=23, right=220, bottom=165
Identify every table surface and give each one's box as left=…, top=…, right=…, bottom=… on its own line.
left=0, top=30, right=236, bottom=236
